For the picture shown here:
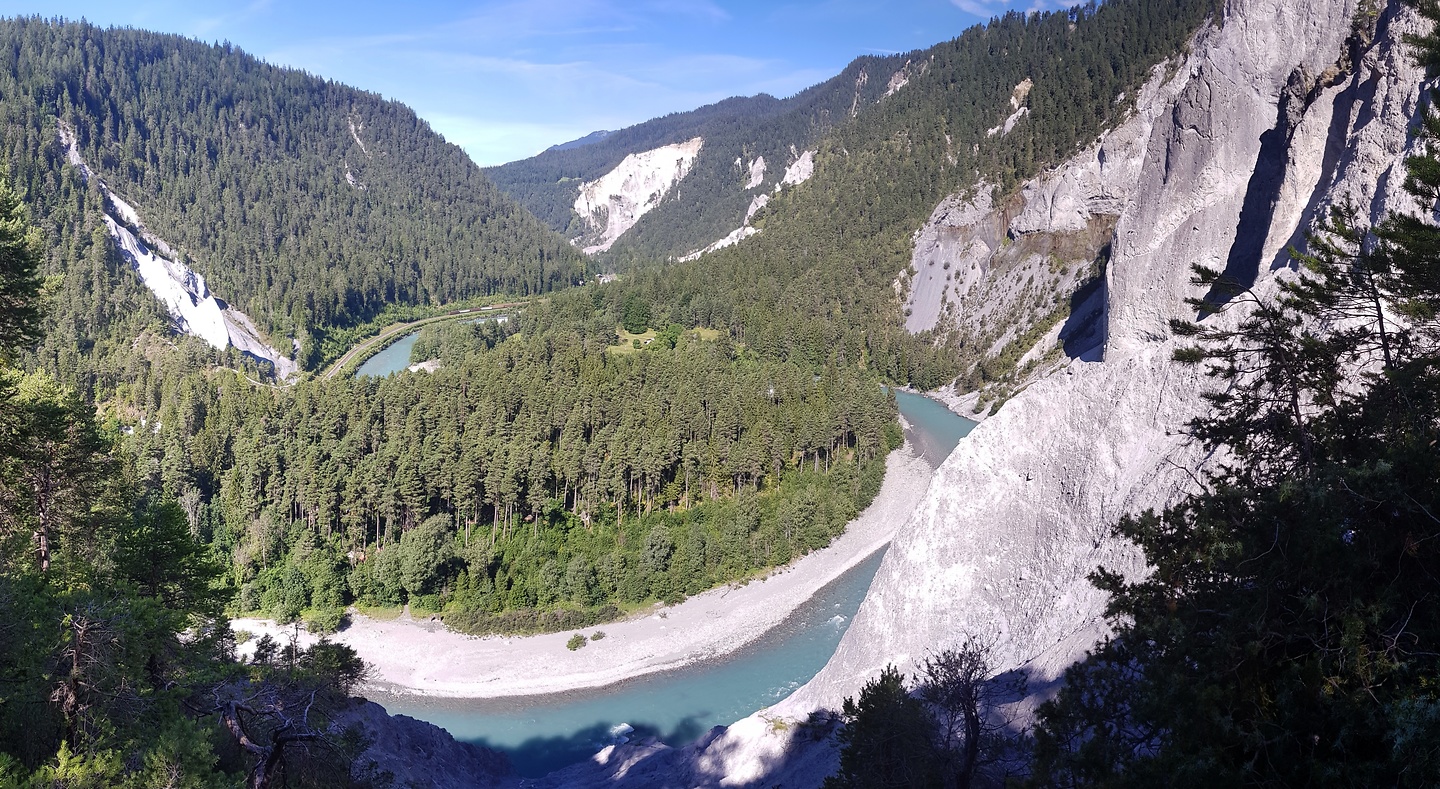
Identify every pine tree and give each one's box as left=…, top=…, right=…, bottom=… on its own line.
left=1029, top=6, right=1440, bottom=784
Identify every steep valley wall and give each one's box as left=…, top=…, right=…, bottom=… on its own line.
left=550, top=0, right=1432, bottom=785
left=796, top=0, right=1420, bottom=724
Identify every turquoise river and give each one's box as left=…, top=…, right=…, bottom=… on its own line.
left=357, top=333, right=975, bottom=776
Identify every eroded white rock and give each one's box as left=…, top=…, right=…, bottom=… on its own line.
left=781, top=149, right=816, bottom=188
left=574, top=137, right=705, bottom=254
left=59, top=123, right=297, bottom=379
left=589, top=1, right=1426, bottom=786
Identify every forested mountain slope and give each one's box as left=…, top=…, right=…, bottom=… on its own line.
left=488, top=1, right=1216, bottom=274
left=629, top=0, right=1420, bottom=785
left=485, top=54, right=911, bottom=261
left=1, top=0, right=1329, bottom=783
left=591, top=0, right=1221, bottom=395
left=517, top=0, right=1436, bottom=783
left=0, top=17, right=584, bottom=371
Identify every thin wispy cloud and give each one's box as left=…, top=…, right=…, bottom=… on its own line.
left=7, top=0, right=1051, bottom=164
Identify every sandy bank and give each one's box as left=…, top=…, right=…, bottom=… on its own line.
left=232, top=445, right=934, bottom=700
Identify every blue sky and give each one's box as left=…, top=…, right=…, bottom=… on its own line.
left=2, top=0, right=1048, bottom=166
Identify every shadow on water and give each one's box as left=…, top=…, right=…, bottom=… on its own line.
left=483, top=713, right=715, bottom=779
left=375, top=391, right=976, bottom=778
left=376, top=550, right=888, bottom=777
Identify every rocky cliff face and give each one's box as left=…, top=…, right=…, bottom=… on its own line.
left=573, top=137, right=705, bottom=254
left=336, top=699, right=517, bottom=788
left=584, top=0, right=1427, bottom=784
left=58, top=123, right=298, bottom=380
left=798, top=0, right=1418, bottom=723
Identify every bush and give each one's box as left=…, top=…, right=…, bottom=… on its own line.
left=566, top=633, right=588, bottom=651
left=590, top=631, right=606, bottom=641
left=445, top=604, right=622, bottom=636
left=304, top=607, right=347, bottom=635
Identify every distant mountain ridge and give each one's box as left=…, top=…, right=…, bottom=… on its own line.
left=485, top=53, right=917, bottom=261
left=0, top=16, right=584, bottom=370
left=546, top=129, right=613, bottom=153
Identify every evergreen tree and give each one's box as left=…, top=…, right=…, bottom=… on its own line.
left=1030, top=6, right=1440, bottom=784
left=825, top=666, right=942, bottom=789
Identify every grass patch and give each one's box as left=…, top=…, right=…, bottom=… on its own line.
left=606, top=325, right=725, bottom=356
left=353, top=604, right=404, bottom=621
left=608, top=325, right=658, bottom=355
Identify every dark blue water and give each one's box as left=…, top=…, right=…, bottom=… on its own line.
left=367, top=391, right=974, bottom=777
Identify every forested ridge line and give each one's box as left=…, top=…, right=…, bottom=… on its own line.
left=490, top=0, right=1220, bottom=273
left=5, top=0, right=1223, bottom=639
left=124, top=290, right=902, bottom=635
left=586, top=0, right=1223, bottom=393
left=0, top=171, right=386, bottom=788
left=485, top=54, right=910, bottom=260
left=0, top=15, right=911, bottom=640
left=0, top=16, right=585, bottom=371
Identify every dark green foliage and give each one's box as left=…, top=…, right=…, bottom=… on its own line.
left=553, top=0, right=1220, bottom=394
left=127, top=290, right=898, bottom=632
left=0, top=167, right=378, bottom=788
left=827, top=640, right=1027, bottom=789
left=621, top=292, right=651, bottom=334
left=1030, top=9, right=1440, bottom=784
left=0, top=177, right=42, bottom=355
left=826, top=666, right=941, bottom=789
left=0, top=16, right=583, bottom=371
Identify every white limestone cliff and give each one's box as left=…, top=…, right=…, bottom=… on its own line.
left=58, top=124, right=297, bottom=380
left=744, top=156, right=766, bottom=189
left=780, top=149, right=816, bottom=188
left=578, top=0, right=1429, bottom=784
left=798, top=0, right=1416, bottom=730
left=573, top=137, right=704, bottom=254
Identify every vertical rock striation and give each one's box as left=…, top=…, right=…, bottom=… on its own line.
left=577, top=0, right=1431, bottom=785
left=58, top=123, right=298, bottom=380
left=573, top=138, right=705, bottom=254
left=797, top=0, right=1424, bottom=717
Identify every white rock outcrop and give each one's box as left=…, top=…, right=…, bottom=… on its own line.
left=682, top=147, right=811, bottom=262
left=745, top=156, right=766, bottom=189
left=780, top=149, right=816, bottom=188
left=904, top=58, right=1188, bottom=344
left=574, top=137, right=704, bottom=254
left=677, top=193, right=772, bottom=262
left=59, top=124, right=297, bottom=380
left=802, top=0, right=1414, bottom=724
left=583, top=0, right=1426, bottom=784
left=987, top=78, right=1034, bottom=137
